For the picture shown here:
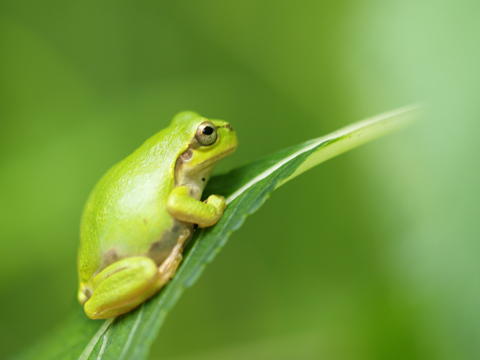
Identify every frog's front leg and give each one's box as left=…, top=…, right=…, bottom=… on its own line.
left=84, top=253, right=182, bottom=319
left=166, top=185, right=226, bottom=227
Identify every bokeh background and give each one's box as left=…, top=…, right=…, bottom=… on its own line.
left=1, top=1, right=479, bottom=359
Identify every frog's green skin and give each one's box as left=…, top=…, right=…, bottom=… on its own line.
left=78, top=112, right=237, bottom=319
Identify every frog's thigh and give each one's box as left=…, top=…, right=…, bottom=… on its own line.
left=84, top=256, right=163, bottom=319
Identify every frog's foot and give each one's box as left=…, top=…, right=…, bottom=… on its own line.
left=157, top=230, right=189, bottom=283
left=84, top=256, right=167, bottom=319
left=158, top=248, right=183, bottom=283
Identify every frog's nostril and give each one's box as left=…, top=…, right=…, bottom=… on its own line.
left=225, top=124, right=233, bottom=131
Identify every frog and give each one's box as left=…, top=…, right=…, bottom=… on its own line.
left=77, top=111, right=238, bottom=319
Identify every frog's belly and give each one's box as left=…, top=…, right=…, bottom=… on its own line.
left=146, top=219, right=194, bottom=265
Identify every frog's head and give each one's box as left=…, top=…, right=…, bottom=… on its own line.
left=172, top=111, right=238, bottom=183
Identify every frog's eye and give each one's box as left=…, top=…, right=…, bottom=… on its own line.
left=196, top=122, right=217, bottom=146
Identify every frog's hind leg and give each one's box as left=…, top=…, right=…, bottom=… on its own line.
left=84, top=230, right=190, bottom=319
left=84, top=256, right=169, bottom=319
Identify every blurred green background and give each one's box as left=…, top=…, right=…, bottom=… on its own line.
left=1, top=1, right=479, bottom=359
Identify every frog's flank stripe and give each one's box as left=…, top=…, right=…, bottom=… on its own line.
left=78, top=318, right=114, bottom=360
left=225, top=105, right=420, bottom=204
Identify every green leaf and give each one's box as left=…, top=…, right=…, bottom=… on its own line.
left=10, top=105, right=420, bottom=360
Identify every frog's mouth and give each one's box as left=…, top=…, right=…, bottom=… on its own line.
left=197, top=144, right=237, bottom=168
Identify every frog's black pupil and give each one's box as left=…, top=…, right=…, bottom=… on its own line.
left=203, top=126, right=214, bottom=135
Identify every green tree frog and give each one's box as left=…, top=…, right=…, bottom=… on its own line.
left=78, top=112, right=238, bottom=319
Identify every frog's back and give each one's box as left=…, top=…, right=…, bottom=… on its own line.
left=79, top=125, right=189, bottom=283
